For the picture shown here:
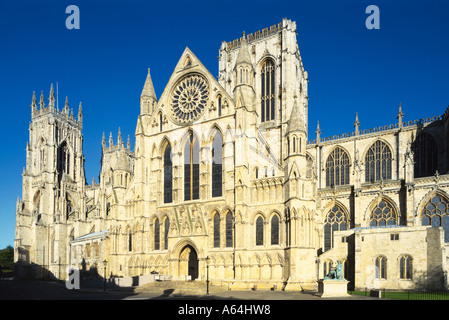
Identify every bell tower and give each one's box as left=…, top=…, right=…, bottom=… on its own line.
left=15, top=84, right=85, bottom=278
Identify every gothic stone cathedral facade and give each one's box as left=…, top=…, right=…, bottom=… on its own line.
left=14, top=19, right=449, bottom=291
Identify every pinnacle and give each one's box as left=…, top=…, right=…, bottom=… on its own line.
left=235, top=33, right=252, bottom=67
left=287, top=100, right=306, bottom=133
left=141, top=68, right=157, bottom=100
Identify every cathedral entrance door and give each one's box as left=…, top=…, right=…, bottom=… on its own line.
left=179, top=245, right=198, bottom=280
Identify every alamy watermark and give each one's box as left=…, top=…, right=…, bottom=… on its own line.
left=66, top=5, right=80, bottom=30
left=365, top=265, right=380, bottom=290
left=65, top=266, right=80, bottom=289
left=366, top=5, right=380, bottom=30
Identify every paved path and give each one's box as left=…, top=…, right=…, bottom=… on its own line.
left=0, top=279, right=378, bottom=300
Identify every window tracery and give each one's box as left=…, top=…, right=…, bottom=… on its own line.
left=365, top=140, right=392, bottom=182
left=261, top=59, right=275, bottom=122
left=325, top=147, right=350, bottom=187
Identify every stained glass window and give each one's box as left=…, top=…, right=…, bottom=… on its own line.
left=370, top=199, right=397, bottom=227
left=184, top=133, right=200, bottom=201
left=375, top=256, right=387, bottom=279
left=325, top=147, right=350, bottom=187
left=261, top=59, right=275, bottom=122
left=214, top=213, right=220, bottom=248
left=271, top=215, right=279, bottom=245
left=306, top=154, right=313, bottom=178
left=225, top=212, right=233, bottom=247
left=154, top=218, right=160, bottom=250
left=413, top=132, right=438, bottom=178
left=421, top=194, right=449, bottom=242
left=164, top=217, right=170, bottom=250
left=212, top=130, right=223, bottom=198
left=256, top=216, right=264, bottom=246
left=324, top=205, right=348, bottom=251
left=163, top=143, right=173, bottom=203
left=400, top=255, right=412, bottom=280
left=365, top=141, right=392, bottom=182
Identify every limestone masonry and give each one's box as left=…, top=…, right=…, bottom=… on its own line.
left=14, top=18, right=449, bottom=291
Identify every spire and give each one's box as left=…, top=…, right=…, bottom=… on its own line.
left=141, top=68, right=157, bottom=100
left=140, top=68, right=157, bottom=115
left=39, top=91, right=45, bottom=109
left=354, top=112, right=360, bottom=135
left=49, top=84, right=55, bottom=109
left=127, top=135, right=131, bottom=150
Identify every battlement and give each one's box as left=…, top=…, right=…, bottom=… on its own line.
left=222, top=18, right=295, bottom=51
left=307, top=112, right=443, bottom=145
left=31, top=103, right=82, bottom=127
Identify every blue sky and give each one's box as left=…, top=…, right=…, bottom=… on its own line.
left=0, top=0, right=448, bottom=249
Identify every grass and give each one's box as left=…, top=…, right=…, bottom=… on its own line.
left=349, top=290, right=449, bottom=300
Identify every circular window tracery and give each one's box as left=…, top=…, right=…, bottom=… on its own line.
left=169, top=74, right=209, bottom=125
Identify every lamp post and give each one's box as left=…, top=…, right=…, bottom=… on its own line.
left=206, top=256, right=210, bottom=295
left=103, top=259, right=107, bottom=291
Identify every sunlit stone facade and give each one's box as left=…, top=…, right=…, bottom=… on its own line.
left=14, top=18, right=449, bottom=291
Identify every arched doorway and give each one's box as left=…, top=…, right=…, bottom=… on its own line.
left=179, top=245, right=198, bottom=280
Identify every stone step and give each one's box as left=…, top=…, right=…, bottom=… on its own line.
left=135, top=280, right=226, bottom=295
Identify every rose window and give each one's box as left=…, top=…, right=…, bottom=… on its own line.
left=170, top=74, right=209, bottom=125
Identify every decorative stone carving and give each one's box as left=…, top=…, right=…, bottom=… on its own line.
left=169, top=74, right=209, bottom=125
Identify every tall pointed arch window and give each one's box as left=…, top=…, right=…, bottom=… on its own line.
left=421, top=194, right=449, bottom=242
left=375, top=256, right=387, bottom=279
left=365, top=140, right=392, bottom=182
left=256, top=216, right=264, bottom=246
left=306, top=153, right=313, bottom=178
left=324, top=205, right=348, bottom=252
left=399, top=255, right=413, bottom=280
left=128, top=229, right=133, bottom=252
left=163, top=143, right=173, bottom=203
left=159, top=113, right=163, bottom=132
left=217, top=96, right=222, bottom=117
left=184, top=132, right=200, bottom=201
left=271, top=214, right=280, bottom=245
left=154, top=218, right=160, bottom=250
left=325, top=147, right=350, bottom=187
left=261, top=59, right=275, bottom=122
left=213, top=212, right=220, bottom=248
left=412, top=132, right=438, bottom=178
left=57, top=142, right=70, bottom=184
left=225, top=211, right=233, bottom=247
left=212, top=130, right=223, bottom=198
left=164, top=217, right=170, bottom=250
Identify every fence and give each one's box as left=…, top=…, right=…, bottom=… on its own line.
left=350, top=289, right=449, bottom=300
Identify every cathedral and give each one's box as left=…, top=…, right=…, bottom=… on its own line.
left=14, top=18, right=449, bottom=292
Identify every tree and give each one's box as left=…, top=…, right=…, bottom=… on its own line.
left=0, top=245, right=14, bottom=275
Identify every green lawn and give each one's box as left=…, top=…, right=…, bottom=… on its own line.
left=349, top=290, right=449, bottom=300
